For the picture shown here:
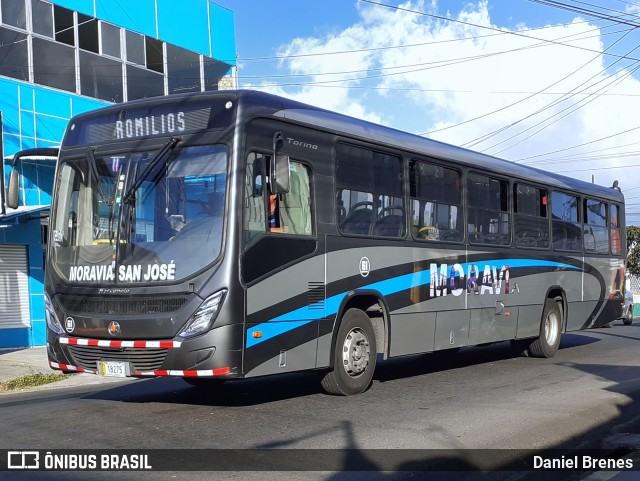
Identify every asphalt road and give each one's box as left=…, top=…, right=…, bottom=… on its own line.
left=2, top=321, right=640, bottom=481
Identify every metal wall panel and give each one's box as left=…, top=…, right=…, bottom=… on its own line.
left=0, top=245, right=31, bottom=329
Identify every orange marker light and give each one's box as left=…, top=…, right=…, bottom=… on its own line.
left=505, top=312, right=511, bottom=317
left=252, top=331, right=263, bottom=339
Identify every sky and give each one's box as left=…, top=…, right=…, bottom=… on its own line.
left=213, top=0, right=640, bottom=224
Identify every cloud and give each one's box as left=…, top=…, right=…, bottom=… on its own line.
left=249, top=0, right=640, bottom=214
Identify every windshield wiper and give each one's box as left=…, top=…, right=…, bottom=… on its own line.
left=122, top=137, right=181, bottom=205
left=85, top=147, right=112, bottom=207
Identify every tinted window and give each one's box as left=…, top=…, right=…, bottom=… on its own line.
left=125, top=30, right=144, bottom=65
left=584, top=198, right=609, bottom=254
left=336, top=144, right=404, bottom=237
left=1, top=0, right=26, bottom=29
left=101, top=21, right=121, bottom=58
left=0, top=27, right=28, bottom=81
left=204, top=57, right=231, bottom=91
left=514, top=183, right=549, bottom=249
left=78, top=13, right=99, bottom=53
left=54, top=5, right=74, bottom=46
left=167, top=44, right=201, bottom=94
left=80, top=50, right=123, bottom=102
left=31, top=0, right=53, bottom=37
left=126, top=64, right=164, bottom=100
left=611, top=203, right=622, bottom=256
left=145, top=36, right=164, bottom=73
left=468, top=173, right=510, bottom=245
left=33, top=37, right=76, bottom=93
left=410, top=160, right=462, bottom=242
left=551, top=191, right=582, bottom=252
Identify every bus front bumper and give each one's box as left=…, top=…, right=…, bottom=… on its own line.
left=46, top=323, right=244, bottom=379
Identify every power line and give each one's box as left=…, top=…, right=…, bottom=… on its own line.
left=459, top=26, right=640, bottom=151
left=360, top=0, right=640, bottom=62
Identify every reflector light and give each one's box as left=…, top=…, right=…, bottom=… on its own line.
left=253, top=331, right=263, bottom=338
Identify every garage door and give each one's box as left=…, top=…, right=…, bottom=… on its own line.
left=0, top=245, right=31, bottom=329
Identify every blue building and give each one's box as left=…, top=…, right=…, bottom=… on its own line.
left=0, top=0, right=236, bottom=348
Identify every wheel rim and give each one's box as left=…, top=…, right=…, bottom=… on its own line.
left=545, top=311, right=559, bottom=345
left=341, top=327, right=370, bottom=378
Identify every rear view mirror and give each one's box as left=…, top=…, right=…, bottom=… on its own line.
left=270, top=132, right=290, bottom=194
left=7, top=169, right=19, bottom=209
left=270, top=153, right=290, bottom=194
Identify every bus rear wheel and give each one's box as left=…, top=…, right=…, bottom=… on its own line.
left=321, top=308, right=377, bottom=396
left=527, top=299, right=562, bottom=358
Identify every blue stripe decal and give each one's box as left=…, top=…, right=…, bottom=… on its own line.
left=246, top=258, right=580, bottom=347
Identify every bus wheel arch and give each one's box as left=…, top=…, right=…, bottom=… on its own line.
left=527, top=295, right=564, bottom=358
left=321, top=294, right=387, bottom=395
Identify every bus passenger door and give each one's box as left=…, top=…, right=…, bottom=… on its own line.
left=242, top=153, right=323, bottom=377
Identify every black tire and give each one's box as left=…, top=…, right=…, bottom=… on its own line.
left=623, top=305, right=634, bottom=326
left=527, top=299, right=562, bottom=358
left=321, top=308, right=377, bottom=396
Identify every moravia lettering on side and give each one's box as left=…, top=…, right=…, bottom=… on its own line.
left=430, top=263, right=517, bottom=297
left=69, top=262, right=176, bottom=283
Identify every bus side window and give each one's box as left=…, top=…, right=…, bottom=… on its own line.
left=611, top=204, right=621, bottom=255
left=410, top=160, right=462, bottom=242
left=583, top=198, right=609, bottom=254
left=272, top=161, right=312, bottom=235
left=244, top=153, right=267, bottom=243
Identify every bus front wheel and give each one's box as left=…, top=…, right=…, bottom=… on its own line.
left=527, top=299, right=562, bottom=358
left=321, top=308, right=377, bottom=396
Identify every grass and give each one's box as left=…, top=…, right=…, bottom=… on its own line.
left=0, top=371, right=66, bottom=392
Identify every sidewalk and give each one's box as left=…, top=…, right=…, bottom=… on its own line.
left=0, top=346, right=128, bottom=389
left=0, top=346, right=52, bottom=383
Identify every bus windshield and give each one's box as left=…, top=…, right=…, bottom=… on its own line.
left=50, top=144, right=228, bottom=284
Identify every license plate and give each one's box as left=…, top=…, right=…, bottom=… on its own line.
left=99, top=361, right=130, bottom=378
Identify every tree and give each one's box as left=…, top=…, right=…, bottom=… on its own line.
left=627, top=226, right=640, bottom=275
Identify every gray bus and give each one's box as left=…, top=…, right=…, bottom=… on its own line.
left=42, top=90, right=626, bottom=395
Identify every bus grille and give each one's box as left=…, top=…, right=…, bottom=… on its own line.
left=58, top=296, right=187, bottom=315
left=68, top=345, right=168, bottom=372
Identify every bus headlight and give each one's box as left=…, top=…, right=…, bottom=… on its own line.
left=45, top=293, right=64, bottom=335
left=179, top=290, right=227, bottom=338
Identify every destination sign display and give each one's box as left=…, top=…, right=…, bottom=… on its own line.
left=62, top=97, right=235, bottom=146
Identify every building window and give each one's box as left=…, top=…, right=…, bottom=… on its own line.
left=467, top=173, right=510, bottom=245
left=204, top=57, right=230, bottom=91
left=32, top=36, right=76, bottom=93
left=78, top=13, right=99, bottom=54
left=54, top=4, right=74, bottom=46
left=79, top=50, right=122, bottom=102
left=31, top=0, right=53, bottom=38
left=514, top=183, right=549, bottom=249
left=167, top=44, right=200, bottom=94
left=125, top=30, right=144, bottom=65
left=145, top=36, right=164, bottom=73
left=409, top=160, right=462, bottom=242
left=0, top=27, right=28, bottom=81
left=126, top=64, right=164, bottom=100
left=1, top=0, right=26, bottom=30
left=551, top=191, right=582, bottom=252
left=100, top=21, right=120, bottom=59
